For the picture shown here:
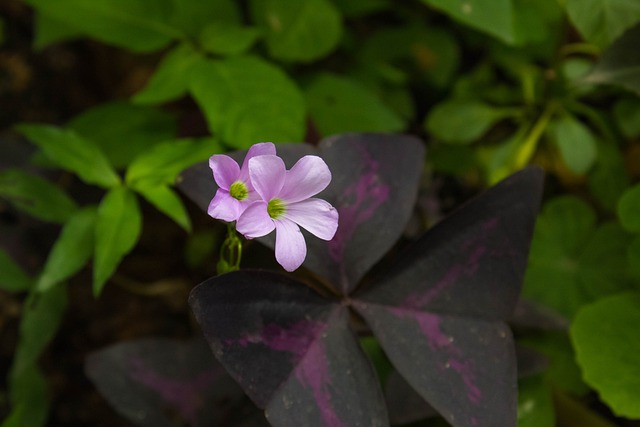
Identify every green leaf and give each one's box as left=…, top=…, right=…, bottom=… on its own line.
left=0, top=249, right=32, bottom=292
left=10, top=286, right=68, bottom=380
left=425, top=98, right=511, bottom=144
left=125, top=137, right=219, bottom=186
left=628, top=235, right=640, bottom=279
left=517, top=375, right=554, bottom=427
left=168, top=0, right=241, bottom=37
left=189, top=56, right=305, bottom=149
left=304, top=73, right=404, bottom=136
left=4, top=366, right=49, bottom=427
left=582, top=23, right=640, bottom=96
left=33, top=11, right=82, bottom=49
left=613, top=96, right=640, bottom=138
left=588, top=140, right=630, bottom=211
left=23, top=0, right=180, bottom=52
left=36, top=207, right=97, bottom=292
left=524, top=197, right=633, bottom=319
left=16, top=124, right=120, bottom=188
left=548, top=114, right=598, bottom=175
left=422, top=0, right=515, bottom=44
left=564, top=0, right=640, bottom=48
left=250, top=0, right=342, bottom=62
left=132, top=44, right=204, bottom=105
left=94, top=187, right=141, bottom=296
left=512, top=0, right=563, bottom=48
left=132, top=184, right=191, bottom=231
left=571, top=292, right=640, bottom=418
left=617, top=183, right=640, bottom=233
left=199, top=23, right=261, bottom=56
left=67, top=101, right=177, bottom=169
left=0, top=169, right=77, bottom=223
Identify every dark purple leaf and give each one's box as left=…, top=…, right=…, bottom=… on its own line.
left=177, top=133, right=424, bottom=294
left=385, top=369, right=439, bottom=425
left=352, top=167, right=544, bottom=427
left=189, top=270, right=388, bottom=427
left=85, top=337, right=258, bottom=427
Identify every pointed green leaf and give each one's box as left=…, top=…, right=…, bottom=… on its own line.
left=305, top=73, right=404, bottom=136
left=94, top=187, right=141, bottom=296
left=23, top=0, right=180, bottom=52
left=132, top=184, right=191, bottom=231
left=617, top=183, right=640, bottom=233
left=564, top=0, right=640, bottom=48
left=422, top=0, right=515, bottom=44
left=0, top=249, right=32, bottom=292
left=199, top=23, right=261, bottom=56
left=16, top=124, right=120, bottom=188
left=36, top=207, right=97, bottom=292
left=250, top=0, right=342, bottom=62
left=548, top=114, right=598, bottom=175
left=189, top=56, right=305, bottom=148
left=0, top=169, right=77, bottom=223
left=571, top=292, right=640, bottom=418
left=132, top=44, right=204, bottom=105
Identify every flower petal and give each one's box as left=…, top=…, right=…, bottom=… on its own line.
left=280, top=155, right=332, bottom=203
left=236, top=201, right=275, bottom=239
left=274, top=219, right=307, bottom=272
left=285, top=198, right=339, bottom=240
left=208, top=190, right=242, bottom=222
left=248, top=155, right=286, bottom=201
left=209, top=155, right=240, bottom=190
left=239, top=142, right=277, bottom=182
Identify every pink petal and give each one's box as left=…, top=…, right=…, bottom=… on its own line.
left=236, top=201, right=275, bottom=238
left=274, top=219, right=307, bottom=272
left=280, top=156, right=332, bottom=203
left=285, top=198, right=339, bottom=240
left=209, top=155, right=240, bottom=190
left=208, top=190, right=242, bottom=222
left=239, top=142, right=277, bottom=182
left=248, top=155, right=286, bottom=201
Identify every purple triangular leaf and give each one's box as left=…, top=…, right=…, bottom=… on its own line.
left=189, top=270, right=388, bottom=427
left=352, top=167, right=544, bottom=427
left=85, top=337, right=256, bottom=427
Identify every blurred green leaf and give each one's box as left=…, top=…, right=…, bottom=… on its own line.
left=125, top=137, right=218, bottom=186
left=617, top=183, right=640, bottom=232
left=587, top=140, right=629, bottom=211
left=628, top=236, right=640, bottom=279
left=548, top=114, right=597, bottom=175
left=524, top=196, right=633, bottom=319
left=425, top=98, right=512, bottom=144
left=512, top=0, right=563, bottom=48
left=33, top=11, right=82, bottom=49
left=0, top=169, right=77, bottom=223
left=36, top=207, right=97, bottom=292
left=132, top=184, right=191, bottom=232
left=250, top=0, right=342, bottom=62
left=613, top=96, right=640, bottom=138
left=564, top=0, right=640, bottom=49
left=582, top=22, right=640, bottom=95
left=0, top=249, right=32, bottom=292
left=571, top=292, right=640, bottom=418
left=132, top=45, right=203, bottom=105
left=517, top=375, right=554, bottom=427
left=4, top=366, right=49, bottom=427
left=67, top=101, right=177, bottom=169
left=94, top=187, right=141, bottom=296
left=199, top=23, right=261, bottom=56
left=519, top=333, right=589, bottom=395
left=184, top=230, right=219, bottom=269
left=305, top=73, right=404, bottom=136
left=422, top=0, right=515, bottom=44
left=168, top=0, right=241, bottom=37
left=330, top=0, right=389, bottom=17
left=189, top=56, right=305, bottom=149
left=16, top=124, right=120, bottom=188
left=24, top=0, right=180, bottom=52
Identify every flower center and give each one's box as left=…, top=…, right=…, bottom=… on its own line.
left=229, top=181, right=248, bottom=201
left=267, top=198, right=286, bottom=219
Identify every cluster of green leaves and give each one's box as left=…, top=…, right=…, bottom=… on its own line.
left=1, top=0, right=640, bottom=426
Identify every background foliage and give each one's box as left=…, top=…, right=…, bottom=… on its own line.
left=1, top=0, right=639, bottom=425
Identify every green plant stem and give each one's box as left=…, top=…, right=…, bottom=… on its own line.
left=514, top=103, right=558, bottom=169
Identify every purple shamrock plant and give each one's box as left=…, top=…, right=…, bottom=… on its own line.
left=179, top=133, right=544, bottom=427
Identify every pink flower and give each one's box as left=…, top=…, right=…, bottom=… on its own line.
left=236, top=154, right=339, bottom=272
left=208, top=142, right=276, bottom=222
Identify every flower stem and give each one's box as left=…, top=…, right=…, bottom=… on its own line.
left=217, top=223, right=242, bottom=274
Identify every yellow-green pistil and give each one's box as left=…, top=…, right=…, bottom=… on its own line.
left=267, top=198, right=286, bottom=219
left=229, top=181, right=248, bottom=201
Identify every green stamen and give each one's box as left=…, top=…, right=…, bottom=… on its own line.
left=267, top=198, right=286, bottom=219
left=229, top=181, right=248, bottom=201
